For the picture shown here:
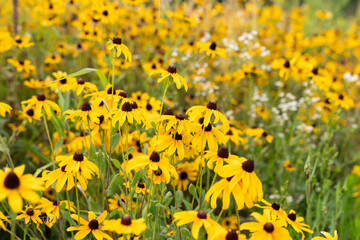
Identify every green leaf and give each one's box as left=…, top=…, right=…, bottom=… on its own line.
left=110, top=133, right=121, bottom=151
left=175, top=190, right=183, bottom=205
left=107, top=174, right=121, bottom=197
left=111, top=159, right=121, bottom=169
left=65, top=68, right=108, bottom=89
left=54, top=137, right=63, bottom=154
left=61, top=210, right=75, bottom=225
left=188, top=184, right=198, bottom=200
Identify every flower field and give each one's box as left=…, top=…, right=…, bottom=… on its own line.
left=1, top=0, right=360, bottom=239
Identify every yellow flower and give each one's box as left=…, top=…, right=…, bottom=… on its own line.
left=107, top=36, right=132, bottom=62
left=175, top=161, right=198, bottom=190
left=286, top=210, right=314, bottom=240
left=0, top=211, right=10, bottom=229
left=240, top=210, right=292, bottom=240
left=7, top=58, right=36, bottom=73
left=312, top=231, right=338, bottom=240
left=16, top=205, right=42, bottom=224
left=108, top=101, right=144, bottom=127
left=197, top=41, right=227, bottom=58
left=42, top=165, right=75, bottom=192
left=36, top=197, right=75, bottom=218
left=64, top=102, right=100, bottom=124
left=204, top=147, right=242, bottom=174
left=21, top=93, right=61, bottom=120
left=150, top=65, right=188, bottom=92
left=0, top=102, right=12, bottom=117
left=67, top=211, right=112, bottom=240
left=102, top=215, right=147, bottom=235
left=283, top=160, right=295, bottom=172
left=0, top=165, right=44, bottom=213
left=13, top=35, right=34, bottom=49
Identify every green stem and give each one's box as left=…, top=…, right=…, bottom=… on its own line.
left=75, top=173, right=80, bottom=225
left=66, top=190, right=74, bottom=239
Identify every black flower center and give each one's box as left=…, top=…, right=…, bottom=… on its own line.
left=137, top=182, right=145, bottom=188
left=26, top=208, right=34, bottom=216
left=175, top=113, right=184, bottom=120
left=4, top=171, right=20, bottom=189
left=77, top=78, right=85, bottom=85
left=37, top=93, right=46, bottom=101
left=73, top=152, right=84, bottom=161
left=107, top=87, right=115, bottom=95
left=283, top=60, right=290, bottom=68
left=19, top=60, right=24, bottom=65
left=131, top=102, right=138, bottom=109
left=88, top=219, right=99, bottom=229
left=150, top=151, right=160, bottom=162
left=98, top=115, right=104, bottom=124
left=226, top=129, right=233, bottom=135
left=119, top=91, right=127, bottom=98
left=52, top=200, right=59, bottom=206
left=217, top=147, right=229, bottom=158
left=312, top=67, right=319, bottom=75
left=288, top=213, right=296, bottom=221
left=209, top=42, right=217, bottom=50
left=121, top=102, right=132, bottom=112
left=225, top=230, right=238, bottom=240
left=204, top=123, right=212, bottom=132
left=146, top=103, right=153, bottom=111
left=197, top=211, right=207, bottom=219
left=113, top=36, right=122, bottom=45
left=121, top=215, right=132, bottom=225
left=60, top=78, right=67, bottom=84
left=271, top=202, right=280, bottom=210
left=262, top=131, right=268, bottom=137
left=174, top=133, right=182, bottom=140
left=151, top=64, right=157, bottom=69
left=16, top=39, right=22, bottom=44
left=242, top=159, right=254, bottom=173
left=102, top=10, right=108, bottom=16
left=81, top=102, right=92, bottom=111
left=167, top=65, right=177, bottom=74
left=338, top=94, right=344, bottom=100
left=163, top=108, right=173, bottom=115
left=263, top=223, right=274, bottom=233
left=26, top=109, right=34, bottom=116
left=206, top=101, right=217, bottom=110
left=154, top=169, right=163, bottom=176
left=180, top=172, right=188, bottom=180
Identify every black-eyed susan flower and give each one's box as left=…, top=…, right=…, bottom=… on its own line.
left=254, top=199, right=288, bottom=223
left=209, top=228, right=247, bottom=240
left=16, top=205, right=42, bottom=224
left=241, top=210, right=291, bottom=240
left=127, top=151, right=177, bottom=183
left=67, top=211, right=112, bottom=240
left=173, top=210, right=217, bottom=239
left=283, top=160, right=295, bottom=172
left=56, top=152, right=99, bottom=179
left=50, top=71, right=77, bottom=92
left=7, top=58, right=36, bottom=73
left=205, top=176, right=252, bottom=210
left=220, top=158, right=263, bottom=203
left=0, top=102, right=12, bottom=117
left=154, top=131, right=190, bottom=160
left=204, top=147, right=242, bottom=174
left=160, top=113, right=195, bottom=134
left=136, top=181, right=147, bottom=194
left=108, top=101, right=143, bottom=127
left=13, top=35, right=34, bottom=49
left=107, top=36, right=132, bottom=62
left=187, top=101, right=229, bottom=133
left=36, top=197, right=75, bottom=218
left=192, top=123, right=227, bottom=151
left=326, top=92, right=354, bottom=110
left=0, top=165, right=44, bottom=213
left=175, top=162, right=198, bottom=190
left=150, top=65, right=188, bottom=91
left=221, top=215, right=238, bottom=230
left=312, top=231, right=338, bottom=240
left=44, top=53, right=62, bottom=65
left=102, top=215, right=146, bottom=235
left=197, top=41, right=227, bottom=58
left=69, top=78, right=98, bottom=96
left=42, top=165, right=75, bottom=192
left=21, top=93, right=61, bottom=120
left=64, top=102, right=100, bottom=124
left=286, top=210, right=313, bottom=240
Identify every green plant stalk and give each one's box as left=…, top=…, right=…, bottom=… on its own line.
left=66, top=190, right=74, bottom=239
left=75, top=173, right=81, bottom=225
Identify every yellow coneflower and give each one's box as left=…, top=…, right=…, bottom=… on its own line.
left=13, top=35, right=34, bottom=49
left=69, top=78, right=98, bottom=96
left=175, top=162, right=198, bottom=190
left=108, top=101, right=144, bottom=127
left=42, top=165, right=75, bottom=192
left=197, top=41, right=227, bottom=58
left=107, top=36, right=132, bottom=62
left=64, top=102, right=100, bottom=124
left=7, top=58, right=36, bottom=73
left=204, top=147, right=242, bottom=174
left=254, top=199, right=288, bottom=224
left=209, top=228, right=247, bottom=240
left=154, top=131, right=190, bottom=160
left=36, top=197, right=75, bottom=218
left=150, top=65, right=188, bottom=91
left=67, top=211, right=112, bottom=240
left=21, top=93, right=61, bottom=120
left=0, top=102, right=12, bottom=117
left=16, top=205, right=42, bottom=224
left=102, top=215, right=147, bottom=235
left=56, top=152, right=99, bottom=179
left=221, top=215, right=238, bottom=230
left=286, top=210, right=314, bottom=240
left=240, top=210, right=292, bottom=240
left=160, top=113, right=195, bottom=134
left=0, top=165, right=44, bottom=213
left=283, top=160, right=295, bottom=172
left=173, top=210, right=217, bottom=239
left=192, top=122, right=227, bottom=152
left=187, top=101, right=229, bottom=133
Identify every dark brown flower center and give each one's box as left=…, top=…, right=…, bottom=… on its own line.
left=242, top=159, right=254, bottom=173
left=271, top=202, right=280, bottom=210
left=180, top=171, right=188, bottom=180
left=197, top=211, right=207, bottom=219
left=312, top=67, right=318, bottom=75
left=209, top=42, right=217, bottom=50
left=167, top=65, right=177, bottom=74
left=121, top=102, right=132, bottom=112
left=150, top=151, right=160, bottom=162
left=154, top=169, right=163, bottom=176
left=131, top=102, right=138, bottom=109
left=81, top=102, right=92, bottom=111
left=204, top=123, right=212, bottom=132
left=52, top=200, right=59, bottom=206
left=26, top=109, right=34, bottom=116
left=146, top=103, right=152, bottom=111
left=226, top=129, right=233, bottom=135
left=163, top=108, right=173, bottom=115
left=262, top=131, right=268, bottom=137
left=206, top=101, right=217, bottom=110
left=88, top=219, right=99, bottom=229
left=102, top=10, right=108, bottom=16
left=174, top=133, right=182, bottom=140
left=113, top=36, right=122, bottom=45
left=60, top=78, right=67, bottom=84
left=107, top=87, right=115, bottom=95
left=283, top=60, right=290, bottom=68
left=26, top=208, right=34, bottom=216
left=137, top=182, right=145, bottom=188
left=121, top=215, right=132, bottom=225
left=225, top=230, right=238, bottom=240
left=98, top=115, right=104, bottom=124
left=61, top=165, right=67, bottom=172
left=16, top=39, right=22, bottom=44
left=119, top=91, right=127, bottom=98
left=263, top=223, right=274, bottom=233
left=174, top=113, right=184, bottom=120
left=288, top=213, right=296, bottom=221
left=19, top=60, right=24, bottom=65
left=77, top=78, right=85, bottom=85
left=37, top=93, right=46, bottom=101
left=338, top=94, right=344, bottom=100
left=73, top=152, right=84, bottom=161
left=4, top=171, right=20, bottom=189
left=217, top=147, right=229, bottom=158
